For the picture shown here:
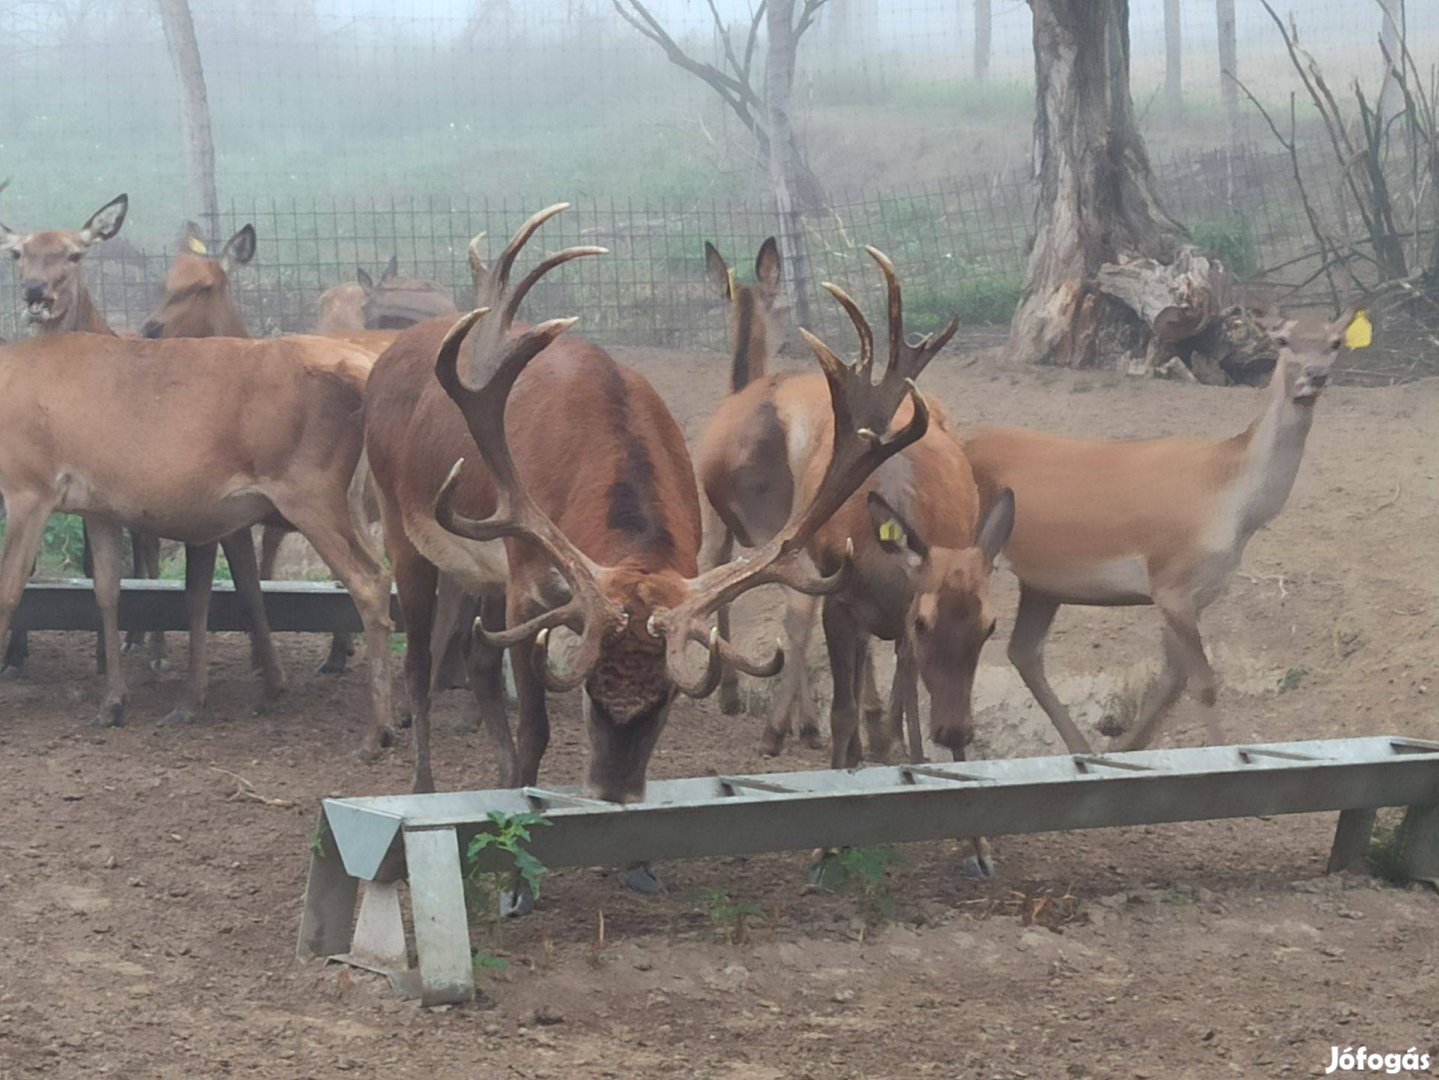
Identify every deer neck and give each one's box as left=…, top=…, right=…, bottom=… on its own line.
left=729, top=289, right=770, bottom=391
left=1226, top=375, right=1316, bottom=540
left=55, top=282, right=111, bottom=335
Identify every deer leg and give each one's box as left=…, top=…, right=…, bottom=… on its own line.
left=508, top=595, right=551, bottom=789
left=822, top=597, right=865, bottom=770
left=89, top=521, right=129, bottom=728
left=258, top=524, right=285, bottom=579
left=131, top=530, right=167, bottom=672
left=0, top=496, right=53, bottom=683
left=946, top=742, right=997, bottom=877
left=162, top=542, right=217, bottom=726
left=0, top=630, right=26, bottom=679
left=1008, top=586, right=1093, bottom=754
left=430, top=578, right=477, bottom=729
left=1112, top=619, right=1191, bottom=753
left=271, top=493, right=394, bottom=763
left=222, top=529, right=286, bottom=706
left=885, top=639, right=925, bottom=764
left=860, top=643, right=892, bottom=761
left=762, top=589, right=822, bottom=756
left=469, top=593, right=516, bottom=787
left=391, top=541, right=439, bottom=791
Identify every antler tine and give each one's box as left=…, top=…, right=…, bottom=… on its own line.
left=483, top=202, right=570, bottom=305
left=502, top=245, right=608, bottom=331
left=820, top=281, right=874, bottom=375
left=534, top=625, right=610, bottom=694
left=666, top=627, right=725, bottom=699
left=865, top=245, right=904, bottom=367
left=432, top=203, right=624, bottom=692
left=689, top=625, right=784, bottom=679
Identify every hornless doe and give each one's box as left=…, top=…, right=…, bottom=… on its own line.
left=0, top=193, right=164, bottom=676
left=365, top=205, right=928, bottom=828
left=702, top=249, right=1014, bottom=791
left=0, top=327, right=394, bottom=744
left=134, top=221, right=287, bottom=722
left=317, top=256, right=458, bottom=333
left=963, top=306, right=1368, bottom=754
left=696, top=240, right=887, bottom=755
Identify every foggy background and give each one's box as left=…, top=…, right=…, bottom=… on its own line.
left=0, top=0, right=1432, bottom=346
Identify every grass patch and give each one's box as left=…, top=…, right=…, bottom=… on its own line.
left=1190, top=216, right=1260, bottom=277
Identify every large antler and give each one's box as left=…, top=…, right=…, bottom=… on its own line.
left=650, top=246, right=959, bottom=693
left=432, top=203, right=612, bottom=691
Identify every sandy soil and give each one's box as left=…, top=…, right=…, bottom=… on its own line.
left=1, top=341, right=1437, bottom=1079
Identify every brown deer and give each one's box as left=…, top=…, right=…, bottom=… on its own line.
left=0, top=329, right=394, bottom=746
left=701, top=251, right=1013, bottom=875
left=0, top=193, right=164, bottom=677
left=134, top=222, right=285, bottom=723
left=963, top=306, right=1367, bottom=754
left=364, top=205, right=927, bottom=841
left=696, top=240, right=887, bottom=756
left=318, top=256, right=458, bottom=334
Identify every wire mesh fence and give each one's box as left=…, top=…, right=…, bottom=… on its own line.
left=1, top=140, right=1375, bottom=351
left=0, top=2, right=1433, bottom=349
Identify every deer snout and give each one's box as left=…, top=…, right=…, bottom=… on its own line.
left=1305, top=368, right=1329, bottom=389
left=21, top=280, right=47, bottom=304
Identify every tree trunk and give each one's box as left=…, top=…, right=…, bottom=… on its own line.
left=158, top=0, right=220, bottom=240
left=765, top=0, right=814, bottom=329
left=1215, top=0, right=1238, bottom=151
left=1375, top=0, right=1403, bottom=127
left=974, top=0, right=992, bottom=88
left=1010, top=0, right=1188, bottom=369
left=1164, top=0, right=1182, bottom=118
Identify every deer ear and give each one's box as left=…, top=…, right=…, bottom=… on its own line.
left=222, top=224, right=256, bottom=268
left=80, top=193, right=128, bottom=245
left=180, top=220, right=206, bottom=254
left=704, top=241, right=731, bottom=301
left=381, top=255, right=399, bottom=284
left=755, top=237, right=782, bottom=297
left=356, top=267, right=374, bottom=293
left=0, top=224, right=17, bottom=251
left=976, top=488, right=1015, bottom=566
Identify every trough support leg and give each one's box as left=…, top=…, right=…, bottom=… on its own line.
left=296, top=839, right=359, bottom=961
left=403, top=826, right=475, bottom=1006
left=1397, top=803, right=1439, bottom=887
left=348, top=880, right=409, bottom=971
left=1326, top=808, right=1377, bottom=875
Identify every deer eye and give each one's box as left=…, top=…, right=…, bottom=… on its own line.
left=1329, top=338, right=1342, bottom=351
left=67, top=251, right=83, bottom=263
left=1273, top=335, right=1288, bottom=348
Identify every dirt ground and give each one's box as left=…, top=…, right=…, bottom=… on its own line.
left=2, top=340, right=1437, bottom=1079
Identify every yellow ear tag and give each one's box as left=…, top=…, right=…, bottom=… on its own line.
left=187, top=236, right=208, bottom=255
left=877, top=518, right=904, bottom=545
left=726, top=268, right=737, bottom=297
left=1344, top=310, right=1372, bottom=350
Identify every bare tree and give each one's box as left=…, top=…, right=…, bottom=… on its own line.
left=974, top=0, right=991, bottom=88
left=1164, top=0, right=1182, bottom=118
left=1010, top=0, right=1255, bottom=382
left=612, top=0, right=828, bottom=324
left=158, top=0, right=219, bottom=240
left=1215, top=0, right=1238, bottom=149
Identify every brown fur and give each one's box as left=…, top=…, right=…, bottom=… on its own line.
left=962, top=309, right=1351, bottom=753
left=0, top=332, right=393, bottom=745
left=365, top=317, right=701, bottom=799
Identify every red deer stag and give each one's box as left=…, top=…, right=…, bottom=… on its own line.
left=696, top=239, right=887, bottom=755
left=963, top=307, right=1367, bottom=754
left=365, top=206, right=928, bottom=833
left=0, top=193, right=164, bottom=676
left=0, top=329, right=394, bottom=745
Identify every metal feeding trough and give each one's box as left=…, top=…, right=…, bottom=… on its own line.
left=296, top=736, right=1439, bottom=1006
left=14, top=577, right=393, bottom=634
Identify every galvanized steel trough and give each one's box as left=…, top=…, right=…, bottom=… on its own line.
left=296, top=735, right=1439, bottom=1006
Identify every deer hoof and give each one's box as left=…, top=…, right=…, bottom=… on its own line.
left=92, top=702, right=126, bottom=728
left=499, top=886, right=535, bottom=918
left=804, top=849, right=844, bottom=893
left=963, top=852, right=997, bottom=879
left=622, top=864, right=666, bottom=896
left=797, top=726, right=825, bottom=750
left=758, top=729, right=787, bottom=757
left=313, top=657, right=348, bottom=677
